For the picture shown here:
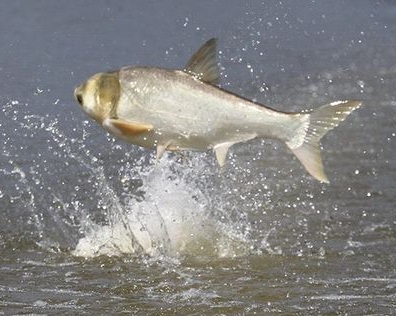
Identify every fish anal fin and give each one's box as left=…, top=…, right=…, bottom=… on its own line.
left=184, top=38, right=220, bottom=85
left=213, top=142, right=234, bottom=167
left=106, top=118, right=153, bottom=136
left=213, top=134, right=257, bottom=168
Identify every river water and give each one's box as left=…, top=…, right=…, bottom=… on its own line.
left=1, top=0, right=395, bottom=314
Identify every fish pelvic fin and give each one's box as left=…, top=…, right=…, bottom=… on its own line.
left=156, top=140, right=173, bottom=161
left=286, top=100, right=362, bottom=183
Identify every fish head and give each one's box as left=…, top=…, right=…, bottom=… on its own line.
left=74, top=71, right=120, bottom=123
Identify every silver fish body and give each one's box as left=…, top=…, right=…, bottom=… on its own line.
left=115, top=67, right=304, bottom=149
left=74, top=38, right=361, bottom=182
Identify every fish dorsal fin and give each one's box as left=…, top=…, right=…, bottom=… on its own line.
left=184, top=38, right=220, bottom=85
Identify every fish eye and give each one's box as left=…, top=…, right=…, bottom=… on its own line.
left=75, top=92, right=83, bottom=106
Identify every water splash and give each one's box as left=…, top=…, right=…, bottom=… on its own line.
left=73, top=154, right=252, bottom=258
left=1, top=97, right=255, bottom=258
left=3, top=82, right=359, bottom=260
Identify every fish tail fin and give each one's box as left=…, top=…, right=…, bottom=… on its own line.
left=286, top=100, right=362, bottom=183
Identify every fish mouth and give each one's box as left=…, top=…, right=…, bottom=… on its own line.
left=74, top=85, right=83, bottom=106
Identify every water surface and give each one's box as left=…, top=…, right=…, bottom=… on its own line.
left=0, top=0, right=395, bottom=314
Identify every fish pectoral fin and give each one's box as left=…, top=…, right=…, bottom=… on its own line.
left=106, top=118, right=153, bottom=136
left=156, top=140, right=173, bottom=161
left=213, top=142, right=234, bottom=167
left=184, top=38, right=220, bottom=85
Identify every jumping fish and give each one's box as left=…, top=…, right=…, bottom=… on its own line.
left=74, top=38, right=361, bottom=183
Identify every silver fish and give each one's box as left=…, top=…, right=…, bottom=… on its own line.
left=74, top=38, right=361, bottom=183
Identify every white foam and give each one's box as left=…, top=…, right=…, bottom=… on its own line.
left=72, top=154, right=250, bottom=258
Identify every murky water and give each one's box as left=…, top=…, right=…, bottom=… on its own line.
left=1, top=1, right=395, bottom=314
